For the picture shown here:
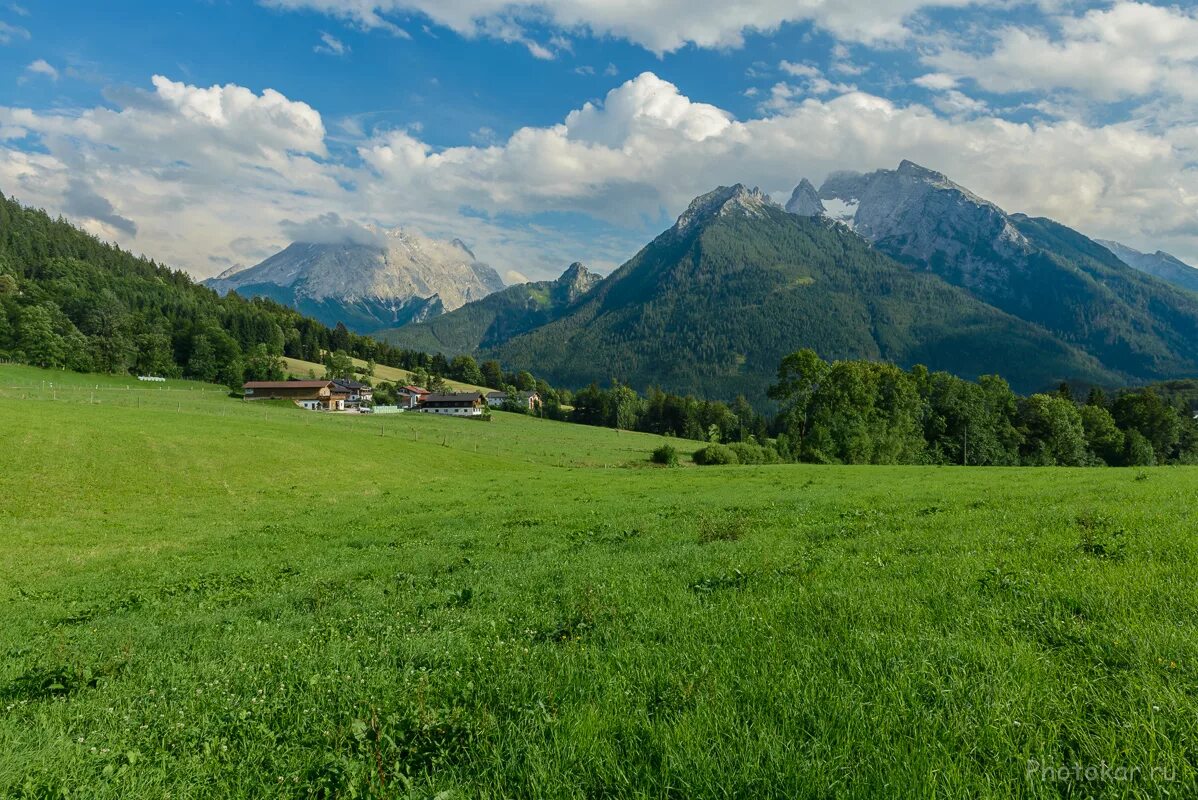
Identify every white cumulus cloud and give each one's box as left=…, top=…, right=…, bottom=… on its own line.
left=4, top=69, right=1198, bottom=280
left=259, top=0, right=991, bottom=53
left=929, top=2, right=1198, bottom=102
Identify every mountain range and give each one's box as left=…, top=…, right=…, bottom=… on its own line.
left=1096, top=240, right=1198, bottom=295
left=379, top=161, right=1198, bottom=401
left=379, top=262, right=600, bottom=355
left=204, top=228, right=504, bottom=332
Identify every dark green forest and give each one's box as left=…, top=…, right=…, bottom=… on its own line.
left=0, top=193, right=483, bottom=387
left=482, top=207, right=1127, bottom=399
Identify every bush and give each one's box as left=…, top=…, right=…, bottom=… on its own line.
left=728, top=442, right=781, bottom=465
left=693, top=444, right=739, bottom=466
left=650, top=444, right=679, bottom=467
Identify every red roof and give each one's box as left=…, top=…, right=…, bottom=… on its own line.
left=244, top=381, right=331, bottom=389
left=402, top=385, right=430, bottom=394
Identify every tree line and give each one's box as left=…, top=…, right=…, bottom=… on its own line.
left=1, top=191, right=1194, bottom=467
left=0, top=193, right=516, bottom=391
left=535, top=350, right=1197, bottom=467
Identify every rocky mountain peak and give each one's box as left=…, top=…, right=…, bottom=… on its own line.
left=785, top=178, right=826, bottom=217
left=557, top=262, right=601, bottom=301
left=1096, top=239, right=1198, bottom=294
left=203, top=225, right=504, bottom=332
left=809, top=161, right=1031, bottom=295
left=674, top=185, right=775, bottom=233
left=895, top=159, right=944, bottom=181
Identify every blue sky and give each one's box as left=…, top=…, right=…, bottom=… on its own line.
left=2, top=0, right=1197, bottom=281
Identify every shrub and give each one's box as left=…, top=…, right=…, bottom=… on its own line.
left=693, top=444, right=739, bottom=466
left=728, top=442, right=782, bottom=465
left=651, top=444, right=679, bottom=466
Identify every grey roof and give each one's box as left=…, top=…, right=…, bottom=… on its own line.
left=422, top=393, right=484, bottom=403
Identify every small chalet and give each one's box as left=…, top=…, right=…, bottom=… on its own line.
left=397, top=385, right=430, bottom=409
left=243, top=380, right=337, bottom=410
left=331, top=378, right=373, bottom=408
left=417, top=392, right=487, bottom=417
left=485, top=390, right=542, bottom=411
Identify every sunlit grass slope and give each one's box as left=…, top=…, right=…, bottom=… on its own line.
left=1, top=365, right=1197, bottom=798
left=281, top=356, right=491, bottom=394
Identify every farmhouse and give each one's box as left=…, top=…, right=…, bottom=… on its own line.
left=243, top=380, right=338, bottom=410
left=397, top=385, right=430, bottom=409
left=331, top=378, right=373, bottom=409
left=485, top=391, right=542, bottom=411
left=418, top=392, right=487, bottom=416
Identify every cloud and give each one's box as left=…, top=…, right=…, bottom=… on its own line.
left=259, top=0, right=989, bottom=54
left=279, top=212, right=386, bottom=247
left=780, top=61, right=821, bottom=79
left=761, top=65, right=857, bottom=113
left=63, top=180, right=137, bottom=236
left=928, top=2, right=1198, bottom=103
left=0, top=20, right=29, bottom=44
left=913, top=72, right=958, bottom=91
left=504, top=269, right=530, bottom=284
left=5, top=69, right=1198, bottom=280
left=22, top=59, right=58, bottom=81
left=314, top=31, right=350, bottom=56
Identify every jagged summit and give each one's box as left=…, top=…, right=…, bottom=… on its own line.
left=784, top=161, right=1031, bottom=293
left=557, top=262, right=601, bottom=301
left=1097, top=239, right=1198, bottom=294
left=785, top=178, right=825, bottom=217
left=675, top=185, right=775, bottom=233
left=203, top=226, right=504, bottom=333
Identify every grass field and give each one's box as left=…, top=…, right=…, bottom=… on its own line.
left=2, top=364, right=1197, bottom=798
left=281, top=357, right=491, bottom=394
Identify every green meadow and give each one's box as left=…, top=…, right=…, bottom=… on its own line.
left=1, top=365, right=1196, bottom=798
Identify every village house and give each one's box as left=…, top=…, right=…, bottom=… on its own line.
left=417, top=392, right=487, bottom=417
left=330, top=378, right=373, bottom=409
left=485, top=390, right=542, bottom=411
left=397, top=385, right=430, bottom=409
left=242, top=380, right=339, bottom=410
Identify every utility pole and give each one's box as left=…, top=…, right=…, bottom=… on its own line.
left=963, top=423, right=969, bottom=467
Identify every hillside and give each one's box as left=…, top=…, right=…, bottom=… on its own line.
left=205, top=229, right=505, bottom=333
left=280, top=355, right=490, bottom=393
left=1097, top=239, right=1198, bottom=295
left=0, top=192, right=468, bottom=392
left=481, top=186, right=1116, bottom=400
left=376, top=263, right=600, bottom=354
left=802, top=161, right=1198, bottom=382
left=3, top=363, right=1197, bottom=796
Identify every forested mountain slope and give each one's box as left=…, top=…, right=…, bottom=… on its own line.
left=0, top=193, right=431, bottom=385
left=376, top=263, right=600, bottom=354
left=483, top=186, right=1118, bottom=400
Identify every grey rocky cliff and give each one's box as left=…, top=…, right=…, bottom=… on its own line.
left=799, top=160, right=1032, bottom=297
left=204, top=227, right=504, bottom=331
left=784, top=178, right=825, bottom=217
left=556, top=262, right=601, bottom=303
left=674, top=185, right=776, bottom=234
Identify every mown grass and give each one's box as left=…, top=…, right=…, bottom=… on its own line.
left=1, top=365, right=1197, bottom=798
left=280, top=357, right=491, bottom=394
